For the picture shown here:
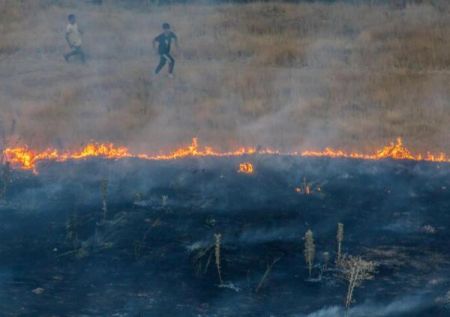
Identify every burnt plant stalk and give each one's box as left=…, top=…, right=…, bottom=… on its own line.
left=214, top=233, right=223, bottom=285
left=304, top=229, right=315, bottom=277
left=101, top=178, right=108, bottom=222
left=337, top=223, right=344, bottom=264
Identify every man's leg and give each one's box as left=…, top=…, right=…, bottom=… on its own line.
left=64, top=46, right=85, bottom=63
left=64, top=47, right=78, bottom=61
left=167, top=54, right=175, bottom=74
left=155, top=55, right=167, bottom=74
left=77, top=47, right=86, bottom=63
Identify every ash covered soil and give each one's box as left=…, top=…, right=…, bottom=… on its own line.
left=0, top=157, right=450, bottom=317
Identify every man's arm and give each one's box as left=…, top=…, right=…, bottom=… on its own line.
left=65, top=28, right=71, bottom=47
left=172, top=33, right=179, bottom=51
left=152, top=36, right=159, bottom=53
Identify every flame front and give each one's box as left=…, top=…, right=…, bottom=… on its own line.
left=301, top=138, right=450, bottom=162
left=3, top=139, right=260, bottom=172
left=137, top=138, right=258, bottom=161
left=4, top=143, right=132, bottom=172
left=4, top=147, right=59, bottom=171
left=3, top=137, right=450, bottom=172
left=68, top=143, right=132, bottom=160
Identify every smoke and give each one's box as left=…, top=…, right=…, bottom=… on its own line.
left=299, top=294, right=431, bottom=317
left=1, top=1, right=449, bottom=153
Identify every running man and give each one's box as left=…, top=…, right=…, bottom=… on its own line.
left=153, top=23, right=178, bottom=77
left=64, top=14, right=86, bottom=63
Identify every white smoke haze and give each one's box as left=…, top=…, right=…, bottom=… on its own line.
left=0, top=1, right=449, bottom=154
left=301, top=294, right=430, bottom=317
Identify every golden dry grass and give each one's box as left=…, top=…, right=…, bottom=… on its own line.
left=0, top=1, right=449, bottom=153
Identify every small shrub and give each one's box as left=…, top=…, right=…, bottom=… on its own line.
left=340, top=255, right=376, bottom=316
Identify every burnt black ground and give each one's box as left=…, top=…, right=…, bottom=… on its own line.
left=0, top=156, right=449, bottom=317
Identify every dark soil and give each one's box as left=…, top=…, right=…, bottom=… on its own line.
left=0, top=156, right=449, bottom=317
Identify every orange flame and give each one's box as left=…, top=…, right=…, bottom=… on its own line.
left=137, top=138, right=258, bottom=160
left=295, top=186, right=312, bottom=194
left=238, top=162, right=254, bottom=174
left=3, top=147, right=59, bottom=171
left=67, top=143, right=132, bottom=160
left=295, top=178, right=317, bottom=195
left=301, top=138, right=450, bottom=162
left=2, top=137, right=450, bottom=172
left=4, top=143, right=132, bottom=173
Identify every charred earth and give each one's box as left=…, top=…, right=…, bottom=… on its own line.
left=0, top=157, right=449, bottom=317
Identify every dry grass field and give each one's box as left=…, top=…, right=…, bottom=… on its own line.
left=0, top=0, right=449, bottom=153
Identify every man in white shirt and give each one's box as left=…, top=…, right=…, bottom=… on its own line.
left=64, top=14, right=86, bottom=63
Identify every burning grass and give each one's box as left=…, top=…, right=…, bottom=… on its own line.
left=3, top=137, right=450, bottom=172
left=302, top=137, right=450, bottom=162
left=237, top=162, right=254, bottom=174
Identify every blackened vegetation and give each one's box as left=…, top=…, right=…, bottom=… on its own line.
left=0, top=157, right=449, bottom=316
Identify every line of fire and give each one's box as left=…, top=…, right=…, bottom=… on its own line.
left=3, top=137, right=449, bottom=173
